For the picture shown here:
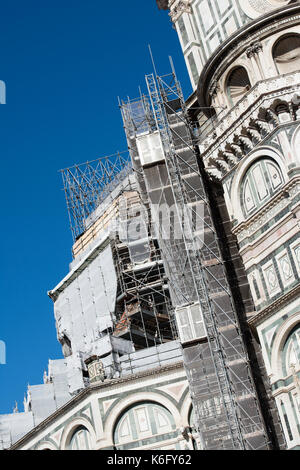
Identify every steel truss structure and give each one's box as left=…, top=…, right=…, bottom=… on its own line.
left=58, top=64, right=282, bottom=450
left=61, top=152, right=132, bottom=241
left=61, top=150, right=178, bottom=357
left=119, top=66, right=276, bottom=450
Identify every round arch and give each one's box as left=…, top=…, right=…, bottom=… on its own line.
left=261, top=27, right=300, bottom=79
left=291, top=124, right=300, bottom=164
left=60, top=416, right=96, bottom=450
left=230, top=146, right=287, bottom=223
left=224, top=65, right=252, bottom=107
left=104, top=391, right=182, bottom=445
left=35, top=441, right=58, bottom=451
left=179, top=390, right=193, bottom=428
left=270, top=312, right=300, bottom=381
left=272, top=32, right=300, bottom=75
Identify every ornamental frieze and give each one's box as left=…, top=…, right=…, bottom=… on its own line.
left=199, top=73, right=300, bottom=180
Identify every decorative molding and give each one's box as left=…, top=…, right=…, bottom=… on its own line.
left=248, top=283, right=300, bottom=327
left=169, top=0, right=192, bottom=22
left=246, top=41, right=263, bottom=58
left=10, top=361, right=184, bottom=449
left=199, top=72, right=300, bottom=181
left=156, top=382, right=188, bottom=402
left=205, top=10, right=300, bottom=99
left=208, top=80, right=220, bottom=98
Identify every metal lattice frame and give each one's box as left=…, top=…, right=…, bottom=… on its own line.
left=120, top=68, right=272, bottom=449
left=60, top=152, right=132, bottom=241
left=110, top=190, right=178, bottom=350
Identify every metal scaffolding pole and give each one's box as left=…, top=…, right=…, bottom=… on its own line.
left=120, top=68, right=271, bottom=450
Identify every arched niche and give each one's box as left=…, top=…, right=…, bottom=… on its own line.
left=60, top=417, right=96, bottom=450
left=273, top=34, right=300, bottom=75
left=69, top=425, right=92, bottom=450
left=226, top=66, right=251, bottom=106
left=230, top=147, right=287, bottom=224
left=270, top=313, right=300, bottom=381
left=113, top=401, right=176, bottom=449
left=281, top=324, right=300, bottom=377
left=241, top=157, right=284, bottom=218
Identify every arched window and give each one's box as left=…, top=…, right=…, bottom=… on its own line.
left=273, top=35, right=300, bottom=75
left=282, top=325, right=300, bottom=377
left=241, top=158, right=284, bottom=217
left=226, top=67, right=251, bottom=105
left=114, top=402, right=175, bottom=449
left=69, top=426, right=92, bottom=450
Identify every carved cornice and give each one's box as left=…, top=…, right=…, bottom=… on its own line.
left=246, top=41, right=263, bottom=58
left=9, top=361, right=184, bottom=449
left=199, top=72, right=300, bottom=182
left=248, top=283, right=300, bottom=328
left=169, top=0, right=192, bottom=22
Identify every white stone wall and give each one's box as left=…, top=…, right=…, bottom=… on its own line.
left=257, top=301, right=300, bottom=449
left=14, top=366, right=198, bottom=451
left=169, top=0, right=290, bottom=89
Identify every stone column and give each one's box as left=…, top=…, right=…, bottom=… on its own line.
left=246, top=42, right=264, bottom=81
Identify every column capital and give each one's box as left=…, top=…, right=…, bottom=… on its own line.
left=246, top=41, right=263, bottom=58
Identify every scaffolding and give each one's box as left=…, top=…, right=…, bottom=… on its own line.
left=120, top=66, right=272, bottom=450
left=111, top=191, right=177, bottom=350
left=60, top=141, right=177, bottom=355
left=60, top=151, right=132, bottom=242
left=58, top=66, right=277, bottom=450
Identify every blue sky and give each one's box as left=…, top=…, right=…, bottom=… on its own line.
left=0, top=1, right=191, bottom=414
